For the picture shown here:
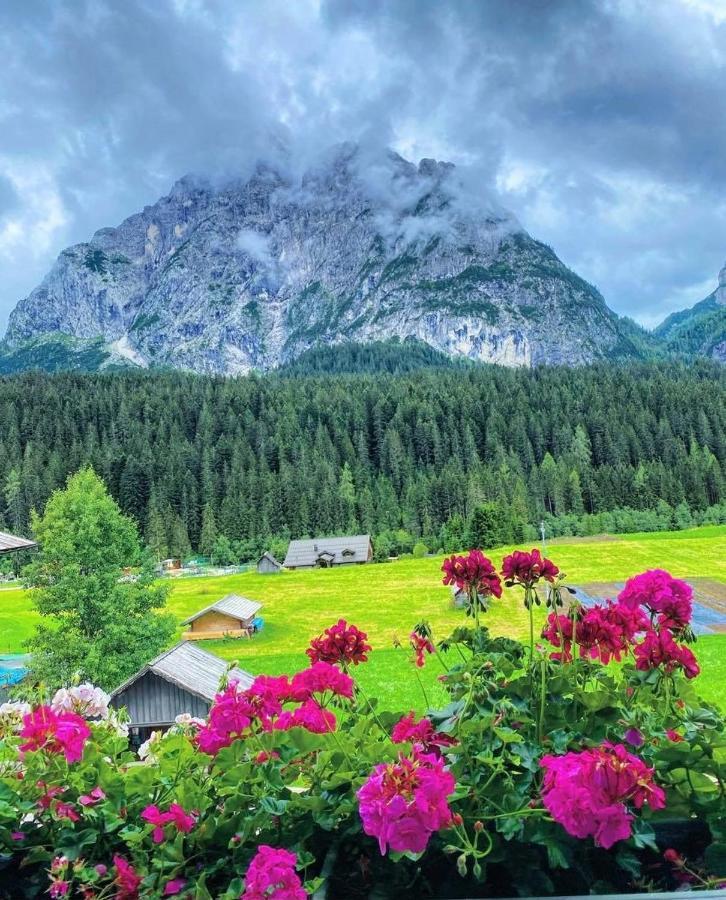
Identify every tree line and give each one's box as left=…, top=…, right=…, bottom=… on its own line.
left=0, top=357, right=723, bottom=560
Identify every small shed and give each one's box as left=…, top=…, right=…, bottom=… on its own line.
left=109, top=641, right=253, bottom=744
left=0, top=531, right=37, bottom=554
left=257, top=551, right=282, bottom=575
left=283, top=534, right=373, bottom=570
left=181, top=593, right=263, bottom=640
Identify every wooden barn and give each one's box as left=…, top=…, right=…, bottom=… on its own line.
left=257, top=551, right=282, bottom=574
left=109, top=641, right=253, bottom=744
left=181, top=593, right=262, bottom=640
left=0, top=530, right=37, bottom=554
left=283, top=534, right=373, bottom=570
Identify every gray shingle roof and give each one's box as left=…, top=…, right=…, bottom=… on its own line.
left=258, top=551, right=282, bottom=568
left=0, top=531, right=37, bottom=553
left=181, top=593, right=262, bottom=626
left=110, top=641, right=254, bottom=703
left=283, top=534, right=372, bottom=567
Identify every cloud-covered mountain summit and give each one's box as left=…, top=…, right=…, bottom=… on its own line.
left=5, top=145, right=647, bottom=374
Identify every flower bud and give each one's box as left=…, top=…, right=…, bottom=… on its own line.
left=456, top=854, right=467, bottom=877
left=474, top=820, right=484, bottom=832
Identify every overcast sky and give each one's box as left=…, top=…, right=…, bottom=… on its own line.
left=1, top=0, right=725, bottom=331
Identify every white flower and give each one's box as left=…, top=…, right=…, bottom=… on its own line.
left=138, top=730, right=162, bottom=762
left=51, top=683, right=110, bottom=719
left=174, top=712, right=206, bottom=730
left=0, top=701, right=31, bottom=734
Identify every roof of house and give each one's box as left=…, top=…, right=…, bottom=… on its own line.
left=0, top=531, right=37, bottom=554
left=181, top=593, right=262, bottom=626
left=110, top=641, right=254, bottom=703
left=283, top=534, right=371, bottom=567
left=258, top=551, right=282, bottom=568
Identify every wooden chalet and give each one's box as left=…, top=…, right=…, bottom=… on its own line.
left=181, top=593, right=262, bottom=640
left=283, top=534, right=373, bottom=570
left=109, top=641, right=253, bottom=743
left=0, top=530, right=37, bottom=554
left=257, top=551, right=282, bottom=574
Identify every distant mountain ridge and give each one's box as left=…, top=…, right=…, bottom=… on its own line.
left=2, top=143, right=661, bottom=374
left=654, top=263, right=726, bottom=363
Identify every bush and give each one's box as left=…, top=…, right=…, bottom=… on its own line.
left=412, top=541, right=429, bottom=558
left=1, top=554, right=724, bottom=897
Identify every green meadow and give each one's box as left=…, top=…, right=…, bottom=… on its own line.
left=0, top=526, right=724, bottom=711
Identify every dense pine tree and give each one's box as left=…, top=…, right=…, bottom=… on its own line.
left=0, top=359, right=722, bottom=557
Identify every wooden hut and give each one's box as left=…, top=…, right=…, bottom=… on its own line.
left=109, top=641, right=253, bottom=744
left=283, top=534, right=373, bottom=570
left=257, top=551, right=282, bottom=574
left=0, top=530, right=37, bottom=554
left=181, top=593, right=262, bottom=640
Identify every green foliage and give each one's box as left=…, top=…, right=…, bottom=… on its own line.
left=0, top=363, right=721, bottom=553
left=24, top=468, right=174, bottom=690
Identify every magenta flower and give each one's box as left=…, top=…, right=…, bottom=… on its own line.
left=141, top=802, right=197, bottom=843
left=501, top=549, right=559, bottom=587
left=542, top=599, right=648, bottom=665
left=442, top=549, right=503, bottom=598
left=290, top=661, right=354, bottom=700
left=624, top=728, right=644, bottom=748
left=634, top=629, right=700, bottom=679
left=242, top=845, right=306, bottom=900
left=113, top=854, right=142, bottom=899
left=163, top=877, right=188, bottom=895
left=409, top=632, right=434, bottom=668
left=307, top=619, right=372, bottom=666
left=78, top=786, right=106, bottom=806
left=391, top=712, right=457, bottom=755
left=357, top=752, right=456, bottom=855
left=540, top=743, right=665, bottom=849
left=19, top=706, right=91, bottom=764
left=618, top=569, right=693, bottom=631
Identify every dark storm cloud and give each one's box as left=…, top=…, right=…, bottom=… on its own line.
left=0, top=0, right=724, bottom=329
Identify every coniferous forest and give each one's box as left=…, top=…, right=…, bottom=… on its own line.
left=0, top=354, right=723, bottom=561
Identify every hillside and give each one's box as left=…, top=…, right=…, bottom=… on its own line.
left=655, top=262, right=726, bottom=362
left=4, top=144, right=652, bottom=374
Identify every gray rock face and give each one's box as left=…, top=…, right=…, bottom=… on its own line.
left=6, top=144, right=636, bottom=373
left=717, top=263, right=726, bottom=306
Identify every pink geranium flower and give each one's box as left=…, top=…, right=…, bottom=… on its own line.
left=113, top=854, right=142, bottom=899
left=391, top=712, right=457, bottom=755
left=442, top=549, right=503, bottom=598
left=634, top=628, right=700, bottom=679
left=540, top=743, right=665, bottom=849
left=307, top=619, right=372, bottom=667
left=19, top=706, right=91, bottom=764
left=357, top=752, right=456, bottom=855
left=409, top=632, right=434, bottom=668
left=501, top=549, right=559, bottom=587
left=79, top=786, right=106, bottom=806
left=141, top=802, right=197, bottom=844
left=290, top=661, right=354, bottom=700
left=163, top=877, right=187, bottom=895
left=242, top=845, right=306, bottom=900
left=618, top=569, right=693, bottom=631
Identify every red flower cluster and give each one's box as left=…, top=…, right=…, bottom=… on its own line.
left=501, top=549, right=559, bottom=587
left=634, top=629, right=699, bottom=679
left=113, top=854, right=142, bottom=899
left=357, top=751, right=456, bottom=855
left=19, top=706, right=91, bottom=764
left=540, top=742, right=666, bottom=849
left=242, top=845, right=306, bottom=900
left=543, top=600, right=648, bottom=665
left=196, top=664, right=355, bottom=754
left=141, top=802, right=197, bottom=844
left=618, top=569, right=693, bottom=633
left=307, top=619, right=372, bottom=667
left=542, top=568, right=699, bottom=679
left=391, top=712, right=457, bottom=755
left=442, top=549, right=502, bottom=598
left=410, top=632, right=435, bottom=668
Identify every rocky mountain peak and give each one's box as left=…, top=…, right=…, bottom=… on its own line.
left=4, top=144, right=645, bottom=374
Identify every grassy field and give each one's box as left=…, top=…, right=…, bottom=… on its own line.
left=0, top=526, right=724, bottom=712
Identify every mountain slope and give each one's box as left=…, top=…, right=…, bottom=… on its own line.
left=5, top=144, right=651, bottom=374
left=655, top=263, right=726, bottom=362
